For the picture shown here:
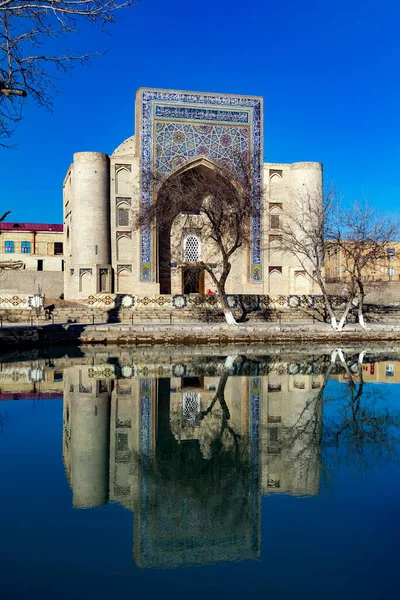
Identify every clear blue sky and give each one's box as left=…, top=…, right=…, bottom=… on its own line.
left=2, top=0, right=400, bottom=224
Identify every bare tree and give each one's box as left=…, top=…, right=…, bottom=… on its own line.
left=140, top=161, right=254, bottom=325
left=329, top=200, right=400, bottom=328
left=0, top=209, right=9, bottom=221
left=0, top=0, right=139, bottom=143
left=280, top=185, right=342, bottom=329
left=282, top=188, right=399, bottom=331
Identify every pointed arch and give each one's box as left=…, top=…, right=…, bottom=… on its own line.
left=116, top=167, right=131, bottom=195
left=117, top=233, right=132, bottom=261
left=269, top=173, right=284, bottom=199
left=269, top=266, right=285, bottom=294
left=294, top=270, right=309, bottom=294
left=117, top=266, right=132, bottom=293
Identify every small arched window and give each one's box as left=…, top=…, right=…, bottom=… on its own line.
left=184, top=235, right=201, bottom=262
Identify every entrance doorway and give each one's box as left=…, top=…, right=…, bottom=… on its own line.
left=183, top=267, right=204, bottom=294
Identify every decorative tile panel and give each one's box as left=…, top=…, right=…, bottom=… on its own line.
left=79, top=293, right=332, bottom=311
left=138, top=89, right=263, bottom=283
left=0, top=294, right=44, bottom=310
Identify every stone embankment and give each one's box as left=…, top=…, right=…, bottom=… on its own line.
left=0, top=322, right=400, bottom=350
left=3, top=303, right=400, bottom=326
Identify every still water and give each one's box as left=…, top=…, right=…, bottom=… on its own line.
left=0, top=346, right=399, bottom=599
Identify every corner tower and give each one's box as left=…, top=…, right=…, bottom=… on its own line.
left=64, top=151, right=112, bottom=299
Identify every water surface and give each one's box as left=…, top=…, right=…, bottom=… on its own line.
left=0, top=347, right=399, bottom=599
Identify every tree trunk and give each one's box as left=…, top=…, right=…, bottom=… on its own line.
left=357, top=289, right=367, bottom=328
left=222, top=301, right=237, bottom=325
left=216, top=287, right=236, bottom=325
left=316, top=272, right=338, bottom=329
left=323, top=293, right=338, bottom=329
left=215, top=265, right=237, bottom=325
left=337, top=296, right=355, bottom=331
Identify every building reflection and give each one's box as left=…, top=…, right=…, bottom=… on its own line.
left=62, top=363, right=324, bottom=568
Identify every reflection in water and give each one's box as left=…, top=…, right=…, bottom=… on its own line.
left=1, top=349, right=400, bottom=572
left=62, top=360, right=325, bottom=568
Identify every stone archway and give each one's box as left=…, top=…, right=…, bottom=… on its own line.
left=156, top=160, right=230, bottom=295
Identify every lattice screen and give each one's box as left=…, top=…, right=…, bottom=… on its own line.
left=184, top=235, right=201, bottom=262
left=117, top=209, right=129, bottom=227
left=182, top=392, right=200, bottom=422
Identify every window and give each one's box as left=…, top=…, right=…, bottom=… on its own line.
left=5, top=241, right=14, bottom=253
left=386, top=364, right=394, bottom=377
left=327, top=249, right=331, bottom=260
left=182, top=377, right=202, bottom=388
left=388, top=267, right=395, bottom=278
left=21, top=241, right=31, bottom=254
left=268, top=383, right=281, bottom=392
left=182, top=392, right=200, bottom=423
left=99, top=268, right=108, bottom=292
left=269, top=427, right=279, bottom=442
left=98, top=380, right=109, bottom=394
left=117, top=208, right=129, bottom=227
left=54, top=242, right=63, bottom=255
left=37, top=259, right=43, bottom=271
left=116, top=432, right=129, bottom=451
left=387, top=247, right=395, bottom=261
left=270, top=214, right=280, bottom=229
left=184, top=235, right=201, bottom=262
left=334, top=248, right=338, bottom=257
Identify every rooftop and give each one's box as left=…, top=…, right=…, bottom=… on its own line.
left=0, top=222, right=63, bottom=232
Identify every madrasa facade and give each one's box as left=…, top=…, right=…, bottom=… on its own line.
left=63, top=88, right=322, bottom=301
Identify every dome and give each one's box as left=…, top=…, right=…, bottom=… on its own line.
left=112, top=135, right=135, bottom=156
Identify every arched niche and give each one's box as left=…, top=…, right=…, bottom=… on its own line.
left=269, top=267, right=285, bottom=294
left=269, top=235, right=282, bottom=262
left=294, top=271, right=309, bottom=294
left=117, top=234, right=132, bottom=261
left=117, top=268, right=132, bottom=293
left=116, top=168, right=131, bottom=196
left=269, top=173, right=283, bottom=199
left=79, top=269, right=92, bottom=295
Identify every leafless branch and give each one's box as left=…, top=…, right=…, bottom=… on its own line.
left=0, top=0, right=140, bottom=142
left=280, top=184, right=341, bottom=329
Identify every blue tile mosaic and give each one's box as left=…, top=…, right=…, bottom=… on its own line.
left=138, top=89, right=263, bottom=282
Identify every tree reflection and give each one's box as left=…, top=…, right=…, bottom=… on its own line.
left=134, top=367, right=257, bottom=568
left=324, top=351, right=400, bottom=471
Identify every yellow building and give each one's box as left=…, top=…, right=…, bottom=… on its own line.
left=0, top=222, right=64, bottom=272
left=325, top=241, right=400, bottom=283
left=333, top=360, right=400, bottom=384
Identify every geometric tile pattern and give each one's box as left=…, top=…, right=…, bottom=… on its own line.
left=79, top=293, right=328, bottom=310
left=138, top=88, right=263, bottom=283
left=155, top=122, right=250, bottom=181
